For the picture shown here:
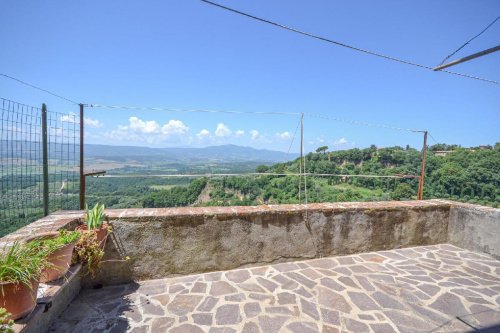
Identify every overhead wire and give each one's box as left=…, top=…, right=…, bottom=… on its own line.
left=306, top=113, right=423, bottom=133
left=428, top=132, right=438, bottom=144
left=287, top=116, right=302, bottom=154
left=0, top=70, right=430, bottom=138
left=438, top=15, right=500, bottom=66
left=99, top=172, right=413, bottom=179
left=89, top=103, right=300, bottom=116
left=0, top=57, right=435, bottom=146
left=0, top=73, right=80, bottom=105
left=89, top=103, right=427, bottom=134
left=199, top=0, right=500, bottom=85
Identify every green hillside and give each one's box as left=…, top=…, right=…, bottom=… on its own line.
left=139, top=143, right=499, bottom=208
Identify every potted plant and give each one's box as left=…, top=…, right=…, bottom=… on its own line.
left=72, top=231, right=105, bottom=278
left=76, top=203, right=110, bottom=248
left=0, top=242, right=46, bottom=320
left=25, top=230, right=80, bottom=283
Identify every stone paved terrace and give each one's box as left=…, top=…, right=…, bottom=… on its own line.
left=50, top=244, right=500, bottom=333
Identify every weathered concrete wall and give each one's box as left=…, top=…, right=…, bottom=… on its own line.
left=89, top=201, right=451, bottom=285
left=2, top=200, right=497, bottom=287
left=447, top=202, right=500, bottom=259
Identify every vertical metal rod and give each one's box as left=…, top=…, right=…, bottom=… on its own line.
left=41, top=104, right=49, bottom=216
left=79, top=103, right=85, bottom=209
left=300, top=113, right=307, bottom=205
left=298, top=113, right=304, bottom=202
left=417, top=131, right=428, bottom=200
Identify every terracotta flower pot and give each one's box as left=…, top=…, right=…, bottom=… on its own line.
left=40, top=242, right=75, bottom=283
left=0, top=280, right=39, bottom=320
left=76, top=223, right=109, bottom=249
left=25, top=232, right=76, bottom=283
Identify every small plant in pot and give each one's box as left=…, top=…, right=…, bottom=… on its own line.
left=76, top=203, right=110, bottom=249
left=0, top=242, right=46, bottom=321
left=25, top=230, right=80, bottom=283
left=72, top=231, right=105, bottom=279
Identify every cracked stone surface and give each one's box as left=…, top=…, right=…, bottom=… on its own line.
left=50, top=244, right=500, bottom=332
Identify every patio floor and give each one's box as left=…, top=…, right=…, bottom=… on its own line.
left=50, top=244, right=500, bottom=333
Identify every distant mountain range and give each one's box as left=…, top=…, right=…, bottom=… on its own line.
left=1, top=141, right=298, bottom=163
left=85, top=144, right=298, bottom=163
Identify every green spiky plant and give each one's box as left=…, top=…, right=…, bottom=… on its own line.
left=0, top=242, right=46, bottom=291
left=26, top=230, right=80, bottom=255
left=84, top=203, right=107, bottom=230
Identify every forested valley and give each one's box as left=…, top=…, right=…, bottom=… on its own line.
left=86, top=143, right=499, bottom=209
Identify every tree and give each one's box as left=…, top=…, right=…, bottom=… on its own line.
left=256, top=165, right=270, bottom=173
left=392, top=183, right=415, bottom=200
left=316, top=146, right=329, bottom=154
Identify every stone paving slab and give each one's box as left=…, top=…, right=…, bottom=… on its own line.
left=49, top=244, right=500, bottom=333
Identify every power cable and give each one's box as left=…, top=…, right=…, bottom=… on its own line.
left=0, top=72, right=434, bottom=137
left=287, top=116, right=302, bottom=153
left=200, top=0, right=500, bottom=85
left=0, top=73, right=79, bottom=105
left=438, top=15, right=500, bottom=66
left=90, top=103, right=426, bottom=134
left=89, top=104, right=300, bottom=116
left=306, top=113, right=423, bottom=133
left=99, top=172, right=413, bottom=178
left=428, top=132, right=438, bottom=144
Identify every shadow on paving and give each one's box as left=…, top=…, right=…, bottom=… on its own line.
left=48, top=282, right=142, bottom=332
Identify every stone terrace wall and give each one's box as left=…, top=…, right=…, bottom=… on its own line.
left=447, top=202, right=500, bottom=259
left=2, top=200, right=498, bottom=287
left=92, top=200, right=451, bottom=285
left=0, top=211, right=82, bottom=247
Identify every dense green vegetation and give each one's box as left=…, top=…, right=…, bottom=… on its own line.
left=138, top=143, right=499, bottom=208
left=2, top=143, right=498, bottom=237
left=143, top=178, right=208, bottom=207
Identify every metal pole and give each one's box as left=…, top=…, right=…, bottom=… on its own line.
left=41, top=104, right=49, bottom=216
left=433, top=45, right=500, bottom=71
left=79, top=103, right=85, bottom=209
left=417, top=131, right=428, bottom=200
left=298, top=113, right=303, bottom=202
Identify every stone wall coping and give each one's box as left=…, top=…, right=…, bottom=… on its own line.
left=105, top=199, right=451, bottom=220
left=433, top=199, right=500, bottom=213
left=1, top=200, right=498, bottom=246
left=0, top=211, right=82, bottom=246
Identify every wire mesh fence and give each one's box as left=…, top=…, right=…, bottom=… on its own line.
left=0, top=98, right=80, bottom=236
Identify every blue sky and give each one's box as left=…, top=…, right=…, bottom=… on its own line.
left=1, top=0, right=499, bottom=152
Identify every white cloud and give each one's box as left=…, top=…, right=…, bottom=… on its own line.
left=60, top=113, right=78, bottom=123
left=333, top=137, right=348, bottom=146
left=235, top=129, right=245, bottom=138
left=129, top=116, right=160, bottom=134
left=196, top=129, right=210, bottom=139
left=276, top=131, right=291, bottom=140
left=215, top=123, right=231, bottom=137
left=161, top=120, right=189, bottom=135
left=60, top=113, right=102, bottom=128
left=250, top=129, right=260, bottom=140
left=84, top=117, right=102, bottom=128
left=103, top=116, right=190, bottom=145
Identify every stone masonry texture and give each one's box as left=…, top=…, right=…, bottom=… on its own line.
left=88, top=200, right=455, bottom=284
left=50, top=244, right=500, bottom=332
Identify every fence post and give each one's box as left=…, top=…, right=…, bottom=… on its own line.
left=41, top=104, right=49, bottom=216
left=417, top=131, right=428, bottom=200
left=79, top=103, right=85, bottom=210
